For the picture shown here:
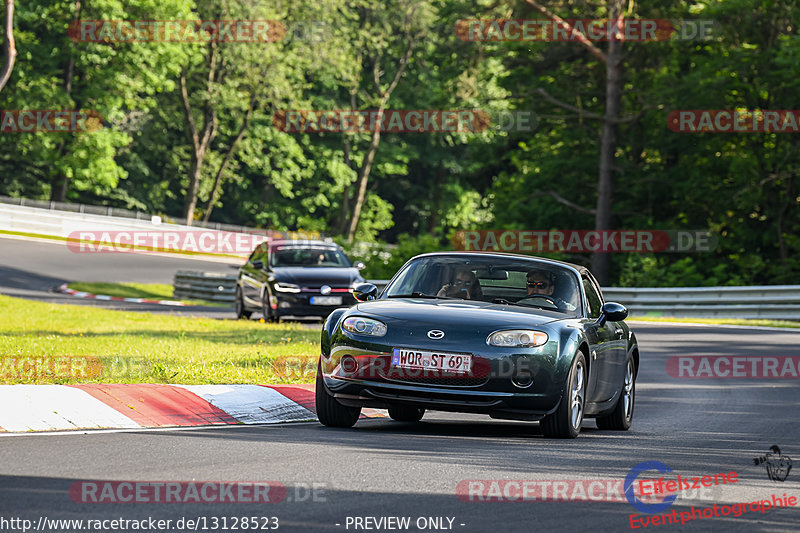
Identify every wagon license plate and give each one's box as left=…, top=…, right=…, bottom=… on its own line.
left=391, top=348, right=473, bottom=372
left=310, top=296, right=342, bottom=306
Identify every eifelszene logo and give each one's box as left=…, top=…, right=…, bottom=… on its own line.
left=625, top=461, right=677, bottom=514
left=753, top=446, right=793, bottom=482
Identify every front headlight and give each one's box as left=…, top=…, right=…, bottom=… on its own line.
left=343, top=317, right=387, bottom=337
left=487, top=330, right=548, bottom=347
left=274, top=282, right=301, bottom=293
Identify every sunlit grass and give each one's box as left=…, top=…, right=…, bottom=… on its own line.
left=0, top=294, right=319, bottom=384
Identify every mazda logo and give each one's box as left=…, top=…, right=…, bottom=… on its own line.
left=427, top=330, right=445, bottom=339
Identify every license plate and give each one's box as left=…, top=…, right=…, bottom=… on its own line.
left=391, top=348, right=473, bottom=372
left=310, top=296, right=342, bottom=306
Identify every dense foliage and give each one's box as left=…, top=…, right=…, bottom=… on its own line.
left=1, top=0, right=798, bottom=286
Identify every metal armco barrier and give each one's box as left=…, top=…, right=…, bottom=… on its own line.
left=173, top=271, right=238, bottom=303
left=175, top=273, right=800, bottom=320
left=603, top=286, right=800, bottom=320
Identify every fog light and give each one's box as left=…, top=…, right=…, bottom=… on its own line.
left=511, top=371, right=534, bottom=389
left=340, top=355, right=358, bottom=374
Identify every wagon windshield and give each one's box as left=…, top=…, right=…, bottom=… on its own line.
left=384, top=255, right=582, bottom=315
left=271, top=247, right=351, bottom=267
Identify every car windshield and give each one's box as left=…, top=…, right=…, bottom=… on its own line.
left=271, top=247, right=351, bottom=267
left=384, top=255, right=582, bottom=316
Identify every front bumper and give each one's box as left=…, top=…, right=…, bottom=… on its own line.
left=320, top=339, right=567, bottom=420
left=274, top=292, right=357, bottom=317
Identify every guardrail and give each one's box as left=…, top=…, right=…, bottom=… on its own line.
left=172, top=272, right=388, bottom=303
left=173, top=271, right=239, bottom=303
left=602, top=286, right=800, bottom=320
left=173, top=273, right=800, bottom=320
left=0, top=195, right=258, bottom=233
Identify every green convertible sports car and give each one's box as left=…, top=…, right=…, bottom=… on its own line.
left=316, top=252, right=638, bottom=438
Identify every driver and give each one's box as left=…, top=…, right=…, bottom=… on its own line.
left=437, top=268, right=482, bottom=300
left=526, top=270, right=556, bottom=298
left=526, top=270, right=576, bottom=312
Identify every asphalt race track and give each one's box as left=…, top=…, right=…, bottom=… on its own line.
left=1, top=323, right=799, bottom=532
left=0, top=235, right=236, bottom=317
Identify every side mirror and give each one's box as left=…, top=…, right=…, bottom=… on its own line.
left=354, top=261, right=366, bottom=271
left=595, top=302, right=628, bottom=326
left=251, top=259, right=264, bottom=270
left=352, top=282, right=378, bottom=302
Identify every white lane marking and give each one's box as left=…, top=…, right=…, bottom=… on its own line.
left=0, top=385, right=140, bottom=432
left=176, top=384, right=315, bottom=424
left=0, top=420, right=320, bottom=437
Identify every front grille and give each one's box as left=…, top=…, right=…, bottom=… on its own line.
left=300, top=286, right=351, bottom=293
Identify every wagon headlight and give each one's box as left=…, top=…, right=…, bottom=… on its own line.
left=487, top=330, right=548, bottom=347
left=343, top=317, right=387, bottom=337
left=274, top=282, right=301, bottom=293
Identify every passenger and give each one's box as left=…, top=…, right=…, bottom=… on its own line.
left=437, top=268, right=482, bottom=300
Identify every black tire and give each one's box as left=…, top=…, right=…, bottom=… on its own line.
left=388, top=405, right=425, bottom=422
left=262, top=293, right=278, bottom=322
left=235, top=286, right=252, bottom=319
left=541, top=352, right=587, bottom=439
left=315, top=366, right=360, bottom=428
left=596, top=355, right=635, bottom=430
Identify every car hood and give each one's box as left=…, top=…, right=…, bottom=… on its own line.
left=272, top=267, right=362, bottom=286
left=355, top=299, right=566, bottom=328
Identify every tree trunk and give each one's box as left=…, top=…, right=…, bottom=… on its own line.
left=179, top=45, right=218, bottom=225
left=203, top=92, right=256, bottom=222
left=0, top=0, right=16, bottom=93
left=524, top=0, right=627, bottom=285
left=346, top=110, right=384, bottom=242
left=345, top=36, right=418, bottom=242
left=428, top=169, right=444, bottom=234
left=590, top=10, right=625, bottom=285
left=49, top=0, right=81, bottom=203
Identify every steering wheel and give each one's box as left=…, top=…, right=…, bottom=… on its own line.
left=517, top=294, right=560, bottom=309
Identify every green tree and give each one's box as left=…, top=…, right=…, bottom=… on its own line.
left=0, top=0, right=15, bottom=93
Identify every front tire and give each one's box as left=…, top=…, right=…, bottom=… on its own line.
left=596, top=355, right=635, bottom=430
left=315, top=366, right=360, bottom=428
left=541, top=352, right=586, bottom=439
left=262, top=293, right=278, bottom=322
left=388, top=405, right=425, bottom=422
left=235, top=286, right=252, bottom=319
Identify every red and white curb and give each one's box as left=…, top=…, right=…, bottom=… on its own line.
left=54, top=283, right=188, bottom=306
left=0, top=384, right=384, bottom=433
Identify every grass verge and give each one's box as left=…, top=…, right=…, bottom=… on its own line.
left=628, top=315, right=800, bottom=329
left=66, top=282, right=219, bottom=307
left=0, top=294, right=319, bottom=384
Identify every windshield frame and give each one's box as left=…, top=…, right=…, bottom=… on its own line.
left=381, top=253, right=587, bottom=317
